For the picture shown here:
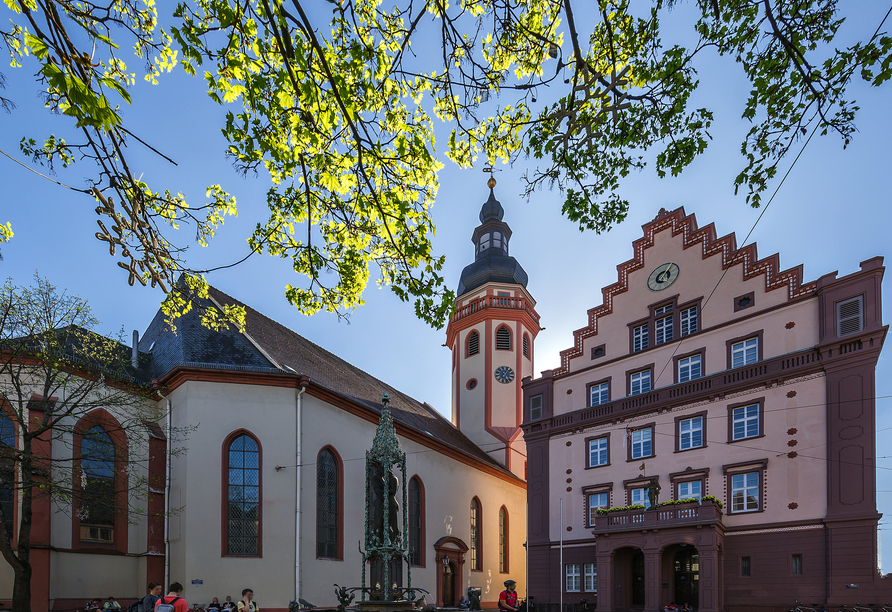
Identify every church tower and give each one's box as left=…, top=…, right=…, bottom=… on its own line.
left=446, top=177, right=540, bottom=477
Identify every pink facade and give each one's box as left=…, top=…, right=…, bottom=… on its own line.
left=521, top=208, right=889, bottom=612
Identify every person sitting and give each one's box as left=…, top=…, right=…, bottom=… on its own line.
left=663, top=602, right=678, bottom=612
left=458, top=597, right=469, bottom=610
left=222, top=598, right=235, bottom=611
left=208, top=599, right=222, bottom=611
left=680, top=604, right=691, bottom=612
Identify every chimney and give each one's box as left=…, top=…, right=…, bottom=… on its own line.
left=131, top=330, right=139, bottom=369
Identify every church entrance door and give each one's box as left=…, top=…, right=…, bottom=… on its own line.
left=673, top=548, right=699, bottom=609
left=443, top=561, right=456, bottom=606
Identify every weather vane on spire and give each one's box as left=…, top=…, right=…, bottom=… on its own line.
left=483, top=166, right=500, bottom=190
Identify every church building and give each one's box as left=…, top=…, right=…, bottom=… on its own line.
left=521, top=207, right=888, bottom=612
left=0, top=183, right=534, bottom=612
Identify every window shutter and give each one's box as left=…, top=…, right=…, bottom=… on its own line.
left=523, top=334, right=529, bottom=357
left=530, top=395, right=543, bottom=421
left=468, top=331, right=479, bottom=356
left=837, top=296, right=863, bottom=337
left=496, top=327, right=511, bottom=350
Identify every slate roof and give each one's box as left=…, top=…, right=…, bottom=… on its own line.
left=140, top=286, right=513, bottom=474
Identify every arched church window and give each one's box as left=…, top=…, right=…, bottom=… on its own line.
left=80, top=425, right=116, bottom=543
left=225, top=432, right=261, bottom=556
left=523, top=334, right=530, bottom=359
left=470, top=497, right=482, bottom=570
left=467, top=331, right=480, bottom=357
left=408, top=476, right=424, bottom=566
left=499, top=506, right=508, bottom=573
left=496, top=326, right=512, bottom=351
left=317, top=447, right=342, bottom=559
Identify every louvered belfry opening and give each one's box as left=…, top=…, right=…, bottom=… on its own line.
left=496, top=326, right=511, bottom=350
left=522, top=334, right=529, bottom=357
left=468, top=331, right=480, bottom=356
left=837, top=296, right=863, bottom=336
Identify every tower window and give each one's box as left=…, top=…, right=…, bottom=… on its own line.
left=522, top=334, right=530, bottom=358
left=837, top=296, right=863, bottom=337
left=467, top=331, right=480, bottom=356
left=496, top=326, right=511, bottom=351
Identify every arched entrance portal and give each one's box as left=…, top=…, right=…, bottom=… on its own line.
left=673, top=548, right=699, bottom=609
left=434, top=536, right=468, bottom=608
left=611, top=547, right=646, bottom=610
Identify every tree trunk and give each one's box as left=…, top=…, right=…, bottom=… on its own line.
left=11, top=563, right=31, bottom=612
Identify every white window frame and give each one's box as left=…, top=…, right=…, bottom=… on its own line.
left=584, top=563, right=598, bottom=592
left=630, top=428, right=652, bottom=459
left=633, top=324, right=649, bottom=352
left=589, top=382, right=609, bottom=407
left=730, top=472, right=760, bottom=513
left=529, top=395, right=543, bottom=421
left=587, top=492, right=609, bottom=525
left=631, top=487, right=649, bottom=508
left=588, top=437, right=608, bottom=467
left=630, top=370, right=651, bottom=396
left=678, top=355, right=702, bottom=383
left=679, top=416, right=703, bottom=450
left=655, top=314, right=673, bottom=344
left=731, top=404, right=760, bottom=440
left=837, top=296, right=863, bottom=337
left=680, top=306, right=698, bottom=336
left=566, top=563, right=581, bottom=592
left=731, top=337, right=758, bottom=368
left=677, top=480, right=702, bottom=501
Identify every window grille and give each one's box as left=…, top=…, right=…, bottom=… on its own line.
left=316, top=448, right=338, bottom=558
left=228, top=434, right=261, bottom=555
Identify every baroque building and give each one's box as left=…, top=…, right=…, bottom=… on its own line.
left=521, top=207, right=888, bottom=612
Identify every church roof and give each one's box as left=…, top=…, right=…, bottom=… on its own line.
left=141, top=285, right=513, bottom=474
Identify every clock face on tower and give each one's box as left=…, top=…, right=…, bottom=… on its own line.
left=494, top=366, right=515, bottom=384
left=647, top=262, right=680, bottom=291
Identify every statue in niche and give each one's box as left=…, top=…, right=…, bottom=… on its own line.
left=368, top=461, right=401, bottom=545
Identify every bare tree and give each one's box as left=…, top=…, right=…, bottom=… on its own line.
left=0, top=274, right=180, bottom=612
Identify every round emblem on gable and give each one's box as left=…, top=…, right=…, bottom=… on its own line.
left=647, top=262, right=680, bottom=291
left=494, top=366, right=515, bottom=384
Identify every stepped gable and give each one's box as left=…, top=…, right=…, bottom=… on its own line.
left=202, top=286, right=508, bottom=471
left=553, top=206, right=818, bottom=376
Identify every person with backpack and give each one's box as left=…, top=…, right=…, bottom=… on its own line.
left=236, top=589, right=257, bottom=612
left=155, top=583, right=188, bottom=612
left=138, top=582, right=163, bottom=612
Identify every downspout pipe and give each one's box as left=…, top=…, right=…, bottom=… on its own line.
left=155, top=386, right=172, bottom=593
left=295, top=376, right=310, bottom=606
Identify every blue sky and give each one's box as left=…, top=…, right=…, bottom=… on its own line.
left=2, top=2, right=891, bottom=568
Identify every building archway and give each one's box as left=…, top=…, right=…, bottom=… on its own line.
left=434, top=536, right=468, bottom=607
left=612, top=546, right=645, bottom=610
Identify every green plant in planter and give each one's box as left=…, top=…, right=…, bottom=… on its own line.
left=701, top=495, right=724, bottom=509
left=596, top=504, right=647, bottom=515
left=656, top=498, right=700, bottom=507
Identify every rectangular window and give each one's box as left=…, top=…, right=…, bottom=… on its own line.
left=590, top=382, right=609, bottom=407
left=741, top=556, right=751, bottom=577
left=588, top=492, right=609, bottom=525
left=731, top=472, right=760, bottom=512
left=655, top=304, right=672, bottom=316
left=679, top=416, right=703, bottom=450
left=588, top=437, right=608, bottom=467
left=792, top=554, right=803, bottom=575
left=732, top=404, right=760, bottom=440
left=680, top=306, right=698, bottom=336
left=655, top=314, right=673, bottom=344
left=731, top=337, right=758, bottom=368
left=630, top=370, right=651, bottom=396
left=566, top=564, right=581, bottom=592
left=633, top=324, right=649, bottom=352
left=529, top=395, right=543, bottom=421
left=678, top=355, right=702, bottom=383
left=630, top=428, right=652, bottom=459
left=677, top=480, right=702, bottom=501
left=584, top=563, right=597, bottom=592
left=631, top=487, right=649, bottom=508
left=837, top=296, right=863, bottom=337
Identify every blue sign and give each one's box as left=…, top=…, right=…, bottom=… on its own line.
left=191, top=580, right=203, bottom=585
